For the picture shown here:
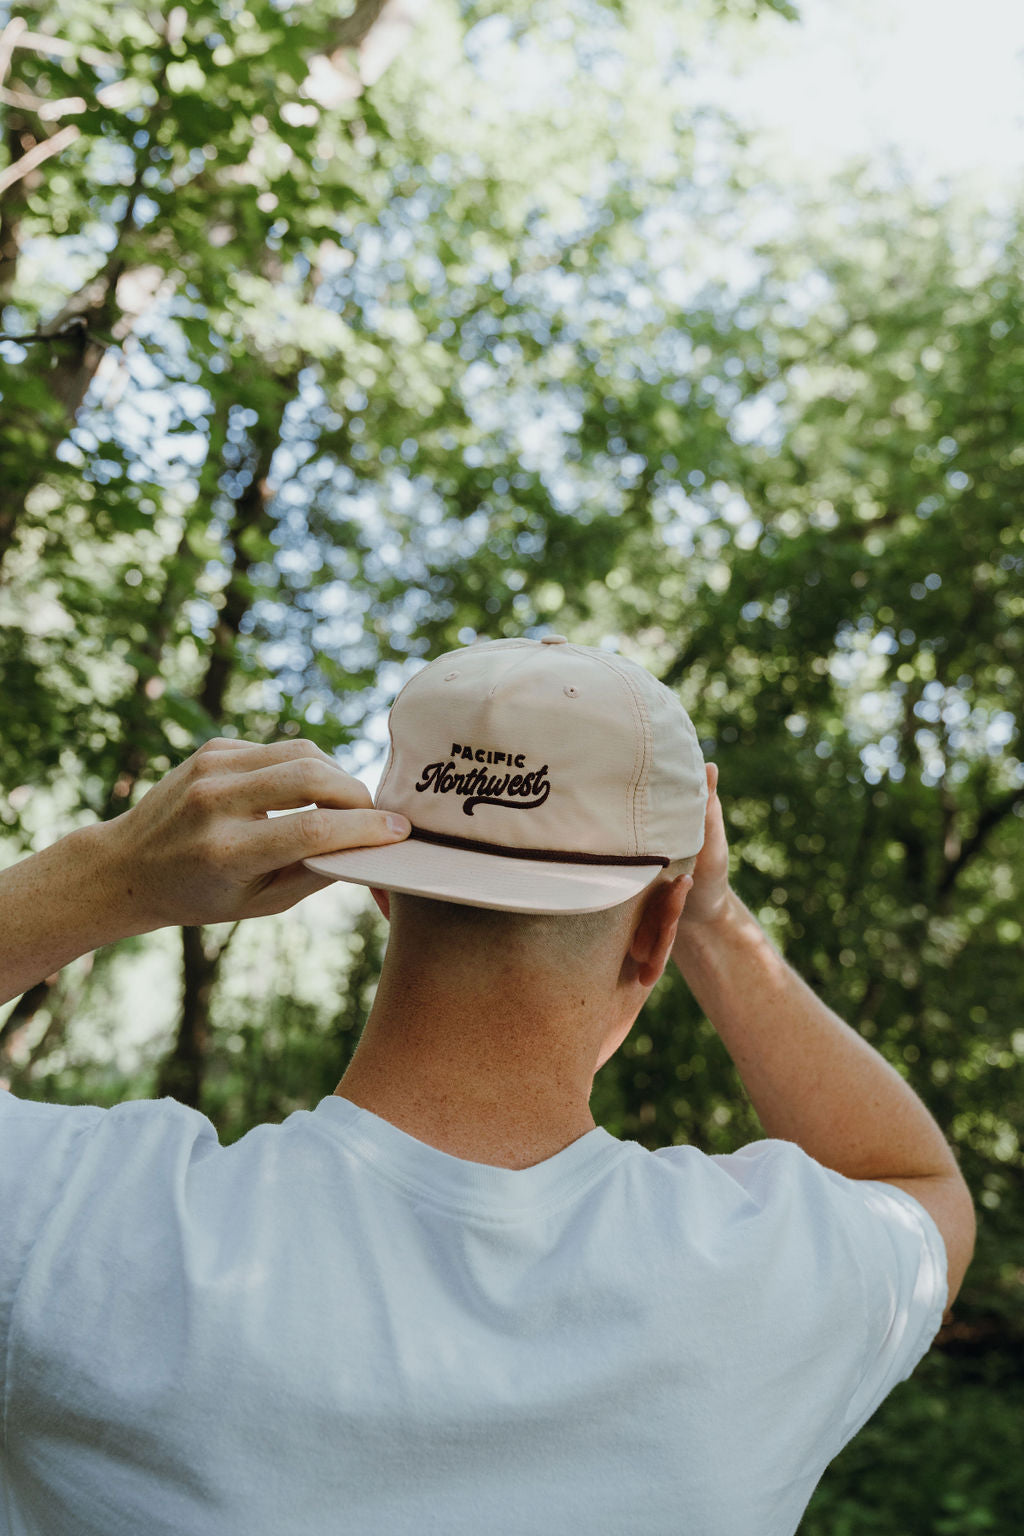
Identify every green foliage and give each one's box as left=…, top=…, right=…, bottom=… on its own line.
left=200, top=903, right=388, bottom=1143
left=1, top=0, right=1022, bottom=1523
left=3, top=0, right=757, bottom=797
left=801, top=1350, right=1024, bottom=1533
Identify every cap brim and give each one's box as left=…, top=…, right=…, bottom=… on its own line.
left=303, top=839, right=665, bottom=915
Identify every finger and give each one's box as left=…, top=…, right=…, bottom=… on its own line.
left=243, top=862, right=337, bottom=918
left=238, top=805, right=411, bottom=874
left=707, top=762, right=719, bottom=797
left=197, top=739, right=340, bottom=773
left=214, top=758, right=374, bottom=815
left=194, top=736, right=268, bottom=755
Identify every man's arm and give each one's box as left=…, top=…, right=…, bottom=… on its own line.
left=672, top=765, right=976, bottom=1304
left=0, top=738, right=410, bottom=1008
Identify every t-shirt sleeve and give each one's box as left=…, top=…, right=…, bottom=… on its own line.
left=707, top=1139, right=948, bottom=1451
left=0, top=1090, right=219, bottom=1450
left=0, top=1094, right=108, bottom=1428
left=833, top=1176, right=948, bottom=1442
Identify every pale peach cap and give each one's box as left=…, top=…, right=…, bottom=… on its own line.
left=304, top=636, right=707, bottom=914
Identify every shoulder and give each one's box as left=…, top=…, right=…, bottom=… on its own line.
left=651, top=1135, right=947, bottom=1330
left=0, top=1092, right=221, bottom=1208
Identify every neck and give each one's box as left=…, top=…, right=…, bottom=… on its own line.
left=335, top=945, right=617, bottom=1169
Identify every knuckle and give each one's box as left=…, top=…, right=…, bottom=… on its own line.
left=198, top=832, right=232, bottom=870
left=299, top=806, right=332, bottom=843
left=294, top=758, right=326, bottom=801
left=186, top=776, right=220, bottom=814
left=190, top=749, right=223, bottom=778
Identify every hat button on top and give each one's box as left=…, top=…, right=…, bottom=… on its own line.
left=541, top=635, right=568, bottom=645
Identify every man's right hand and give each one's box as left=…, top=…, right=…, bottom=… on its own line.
left=676, top=763, right=731, bottom=930
left=0, top=739, right=413, bottom=1009
left=95, top=738, right=410, bottom=933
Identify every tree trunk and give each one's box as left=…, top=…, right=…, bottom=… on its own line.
left=198, top=429, right=278, bottom=723
left=0, top=954, right=94, bottom=1085
left=323, top=0, right=433, bottom=97
left=155, top=926, right=226, bottom=1107
left=0, top=976, right=57, bottom=1061
left=102, top=524, right=197, bottom=818
left=0, top=113, right=32, bottom=300
left=153, top=416, right=279, bottom=1107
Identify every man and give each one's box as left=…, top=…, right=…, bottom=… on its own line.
left=0, top=636, right=974, bottom=1536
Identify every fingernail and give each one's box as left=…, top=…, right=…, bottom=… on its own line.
left=386, top=813, right=411, bottom=837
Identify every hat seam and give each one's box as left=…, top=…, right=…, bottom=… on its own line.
left=575, top=649, right=649, bottom=857
left=376, top=641, right=536, bottom=806
left=632, top=684, right=652, bottom=854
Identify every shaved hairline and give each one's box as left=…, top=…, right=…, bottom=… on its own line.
left=386, top=854, right=697, bottom=966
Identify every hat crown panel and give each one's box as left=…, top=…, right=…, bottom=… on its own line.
left=375, top=640, right=707, bottom=861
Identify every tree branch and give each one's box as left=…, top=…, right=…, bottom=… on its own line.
left=0, top=121, right=79, bottom=197
left=937, top=786, right=1024, bottom=899
left=0, top=16, right=27, bottom=88
left=331, top=0, right=390, bottom=49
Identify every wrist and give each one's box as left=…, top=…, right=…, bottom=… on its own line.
left=672, top=888, right=769, bottom=988
left=0, top=822, right=147, bottom=1007
left=69, top=820, right=158, bottom=944
left=674, top=885, right=744, bottom=950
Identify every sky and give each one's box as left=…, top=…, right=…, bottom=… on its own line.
left=696, top=0, right=1024, bottom=197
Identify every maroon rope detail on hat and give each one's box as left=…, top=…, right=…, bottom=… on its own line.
left=408, top=825, right=669, bottom=868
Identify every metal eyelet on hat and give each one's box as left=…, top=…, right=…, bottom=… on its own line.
left=564, top=685, right=579, bottom=698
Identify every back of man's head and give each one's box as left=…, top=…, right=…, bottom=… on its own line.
left=385, top=852, right=697, bottom=984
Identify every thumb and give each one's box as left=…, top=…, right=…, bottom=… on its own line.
left=707, top=762, right=719, bottom=797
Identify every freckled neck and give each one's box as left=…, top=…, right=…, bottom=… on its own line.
left=334, top=944, right=619, bottom=1168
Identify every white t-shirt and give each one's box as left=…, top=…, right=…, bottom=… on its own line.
left=0, top=1091, right=946, bottom=1536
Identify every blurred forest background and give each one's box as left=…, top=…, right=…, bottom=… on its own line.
left=0, top=0, right=1021, bottom=1526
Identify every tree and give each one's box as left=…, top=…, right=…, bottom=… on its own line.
left=1, top=0, right=788, bottom=1094
left=582, top=183, right=1023, bottom=1525
left=1, top=0, right=431, bottom=1066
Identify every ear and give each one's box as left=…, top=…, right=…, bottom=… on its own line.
left=370, top=887, right=391, bottom=921
left=629, top=877, right=691, bottom=989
